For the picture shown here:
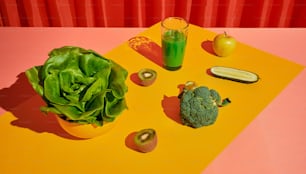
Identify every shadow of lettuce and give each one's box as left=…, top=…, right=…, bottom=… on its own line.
left=0, top=72, right=82, bottom=140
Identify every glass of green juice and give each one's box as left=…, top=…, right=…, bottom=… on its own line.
left=161, top=17, right=189, bottom=70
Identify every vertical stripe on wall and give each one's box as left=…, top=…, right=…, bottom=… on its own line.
left=240, top=0, right=274, bottom=27
left=46, top=0, right=76, bottom=27
left=291, top=0, right=306, bottom=27
left=269, top=0, right=295, bottom=27
left=22, top=0, right=49, bottom=27
left=189, top=0, right=219, bottom=27
left=0, top=12, right=3, bottom=26
left=174, top=0, right=192, bottom=21
left=0, top=0, right=21, bottom=26
left=0, top=0, right=305, bottom=27
left=216, top=0, right=245, bottom=27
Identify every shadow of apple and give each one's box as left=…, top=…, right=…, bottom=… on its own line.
left=201, top=40, right=217, bottom=56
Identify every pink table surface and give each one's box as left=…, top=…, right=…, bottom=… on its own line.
left=0, top=27, right=305, bottom=174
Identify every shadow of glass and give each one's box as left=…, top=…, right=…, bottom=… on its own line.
left=128, top=36, right=163, bottom=68
left=0, top=72, right=82, bottom=140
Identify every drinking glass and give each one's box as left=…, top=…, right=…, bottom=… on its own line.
left=161, top=17, right=189, bottom=70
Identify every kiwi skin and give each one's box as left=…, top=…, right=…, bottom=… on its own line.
left=134, top=128, right=158, bottom=153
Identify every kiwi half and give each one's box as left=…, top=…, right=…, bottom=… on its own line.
left=134, top=128, right=157, bottom=153
left=138, top=68, right=157, bottom=86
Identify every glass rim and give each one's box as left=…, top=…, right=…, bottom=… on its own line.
left=161, top=17, right=189, bottom=30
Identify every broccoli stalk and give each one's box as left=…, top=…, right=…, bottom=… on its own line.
left=179, top=82, right=230, bottom=128
left=221, top=98, right=231, bottom=106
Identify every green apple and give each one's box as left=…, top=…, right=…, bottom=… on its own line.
left=213, top=32, right=236, bottom=57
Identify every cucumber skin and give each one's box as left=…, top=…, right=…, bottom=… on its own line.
left=209, top=67, right=259, bottom=84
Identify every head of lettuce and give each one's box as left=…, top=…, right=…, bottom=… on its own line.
left=25, top=46, right=128, bottom=127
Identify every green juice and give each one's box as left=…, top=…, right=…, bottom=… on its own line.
left=162, top=30, right=187, bottom=70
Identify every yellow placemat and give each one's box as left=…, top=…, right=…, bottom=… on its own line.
left=104, top=23, right=304, bottom=173
left=0, top=23, right=304, bottom=174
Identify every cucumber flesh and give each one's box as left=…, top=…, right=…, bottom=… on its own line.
left=210, top=66, right=259, bottom=83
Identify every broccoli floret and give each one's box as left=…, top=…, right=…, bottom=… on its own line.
left=179, top=85, right=230, bottom=128
left=209, top=89, right=221, bottom=105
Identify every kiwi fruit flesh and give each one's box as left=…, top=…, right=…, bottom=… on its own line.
left=134, top=128, right=157, bottom=153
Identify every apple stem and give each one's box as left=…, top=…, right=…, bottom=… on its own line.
left=224, top=31, right=227, bottom=37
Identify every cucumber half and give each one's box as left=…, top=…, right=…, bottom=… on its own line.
left=210, top=66, right=259, bottom=83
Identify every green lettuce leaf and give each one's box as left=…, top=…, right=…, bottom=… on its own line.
left=25, top=46, right=128, bottom=126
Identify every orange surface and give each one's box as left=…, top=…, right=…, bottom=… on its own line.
left=0, top=24, right=304, bottom=174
